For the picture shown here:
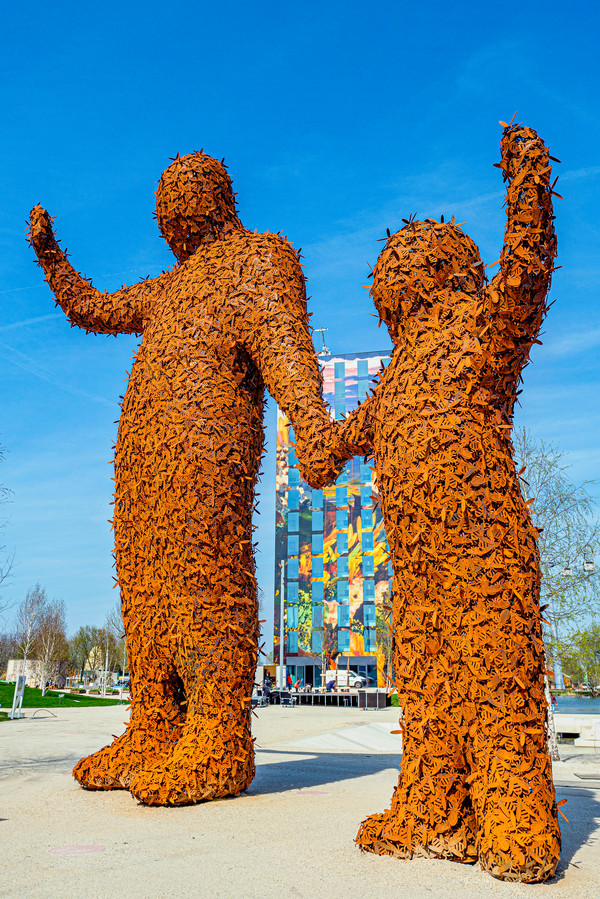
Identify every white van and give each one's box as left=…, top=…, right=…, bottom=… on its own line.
left=326, top=670, right=368, bottom=689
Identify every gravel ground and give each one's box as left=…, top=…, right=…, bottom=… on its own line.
left=1, top=705, right=599, bottom=899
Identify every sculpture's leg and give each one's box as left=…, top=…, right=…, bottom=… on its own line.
left=73, top=589, right=185, bottom=790
left=467, top=595, right=561, bottom=883
left=129, top=562, right=258, bottom=806
left=356, top=703, right=478, bottom=862
left=357, top=583, right=477, bottom=863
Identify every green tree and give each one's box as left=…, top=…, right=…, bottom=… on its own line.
left=561, top=626, right=600, bottom=696
left=376, top=606, right=393, bottom=686
left=69, top=625, right=102, bottom=681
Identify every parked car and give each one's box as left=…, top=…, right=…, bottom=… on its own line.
left=325, top=670, right=373, bottom=689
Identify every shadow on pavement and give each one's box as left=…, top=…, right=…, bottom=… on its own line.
left=250, top=748, right=399, bottom=795
left=251, top=749, right=600, bottom=882
left=553, top=785, right=600, bottom=877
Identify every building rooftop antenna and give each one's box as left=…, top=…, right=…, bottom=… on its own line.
left=314, top=327, right=330, bottom=356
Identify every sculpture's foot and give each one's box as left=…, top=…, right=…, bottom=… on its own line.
left=73, top=720, right=183, bottom=791
left=356, top=808, right=478, bottom=864
left=128, top=730, right=254, bottom=806
left=479, top=848, right=559, bottom=884
left=477, top=801, right=561, bottom=883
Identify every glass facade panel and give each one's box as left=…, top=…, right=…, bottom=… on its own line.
left=364, top=629, right=377, bottom=653
left=288, top=467, right=300, bottom=487
left=336, top=486, right=348, bottom=507
left=312, top=533, right=323, bottom=554
left=336, top=510, right=348, bottom=531
left=312, top=489, right=323, bottom=509
left=337, top=532, right=348, bottom=554
left=363, top=579, right=375, bottom=601
left=363, top=555, right=375, bottom=577
left=338, top=604, right=350, bottom=627
left=357, top=359, right=369, bottom=378
left=312, top=605, right=324, bottom=627
left=337, top=580, right=349, bottom=602
left=338, top=629, right=350, bottom=652
left=287, top=534, right=299, bottom=556
left=312, top=510, right=323, bottom=531
left=312, top=581, right=324, bottom=603
left=288, top=511, right=299, bottom=532
left=286, top=605, right=299, bottom=628
left=362, top=531, right=374, bottom=552
left=287, top=631, right=298, bottom=653
left=287, top=581, right=299, bottom=603
left=363, top=603, right=377, bottom=627
left=312, top=557, right=324, bottom=578
left=287, top=558, right=299, bottom=580
left=337, top=556, right=349, bottom=578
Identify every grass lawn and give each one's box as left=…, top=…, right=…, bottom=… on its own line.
left=0, top=681, right=123, bottom=710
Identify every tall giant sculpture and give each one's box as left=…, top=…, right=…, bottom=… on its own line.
left=341, top=124, right=561, bottom=883
left=28, top=152, right=342, bottom=806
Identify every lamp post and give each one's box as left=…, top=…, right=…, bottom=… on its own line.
left=279, top=560, right=286, bottom=690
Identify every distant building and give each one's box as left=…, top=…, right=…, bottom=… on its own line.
left=274, top=350, right=393, bottom=689
left=6, top=658, right=67, bottom=687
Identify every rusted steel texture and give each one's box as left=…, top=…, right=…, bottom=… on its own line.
left=28, top=152, right=342, bottom=807
left=341, top=123, right=561, bottom=883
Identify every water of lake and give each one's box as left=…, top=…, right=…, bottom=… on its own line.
left=554, top=695, right=600, bottom=716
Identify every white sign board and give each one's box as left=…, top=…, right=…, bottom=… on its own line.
left=9, top=675, right=26, bottom=719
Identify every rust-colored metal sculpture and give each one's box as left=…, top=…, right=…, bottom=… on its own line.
left=341, top=124, right=561, bottom=883
left=28, top=152, right=341, bottom=806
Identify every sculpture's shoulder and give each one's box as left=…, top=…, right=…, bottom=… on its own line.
left=225, top=229, right=303, bottom=272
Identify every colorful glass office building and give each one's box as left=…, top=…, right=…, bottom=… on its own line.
left=274, top=350, right=393, bottom=688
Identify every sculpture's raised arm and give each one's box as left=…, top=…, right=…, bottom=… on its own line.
left=485, top=124, right=558, bottom=382
left=240, top=237, right=347, bottom=488
left=28, top=205, right=169, bottom=334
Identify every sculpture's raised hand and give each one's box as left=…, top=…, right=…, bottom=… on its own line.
left=28, top=205, right=56, bottom=256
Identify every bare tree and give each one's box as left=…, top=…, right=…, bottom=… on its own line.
left=513, top=428, right=599, bottom=690
left=14, top=583, right=47, bottom=670
left=0, top=441, right=14, bottom=619
left=0, top=630, right=18, bottom=676
left=38, top=599, right=68, bottom=694
left=104, top=599, right=127, bottom=675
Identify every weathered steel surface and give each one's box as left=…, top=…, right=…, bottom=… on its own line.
left=342, top=123, right=562, bottom=883
left=28, top=152, right=341, bottom=807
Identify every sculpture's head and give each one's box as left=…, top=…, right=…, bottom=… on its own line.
left=156, top=152, right=241, bottom=262
left=372, top=220, right=485, bottom=342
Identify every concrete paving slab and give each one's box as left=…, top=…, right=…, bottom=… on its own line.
left=1, top=705, right=599, bottom=898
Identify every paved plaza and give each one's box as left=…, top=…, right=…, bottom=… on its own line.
left=1, top=704, right=599, bottom=898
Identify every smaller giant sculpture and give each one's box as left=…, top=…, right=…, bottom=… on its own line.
left=29, top=152, right=342, bottom=806
left=341, top=123, right=561, bottom=883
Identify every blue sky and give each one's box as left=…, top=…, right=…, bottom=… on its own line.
left=1, top=1, right=598, bottom=643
